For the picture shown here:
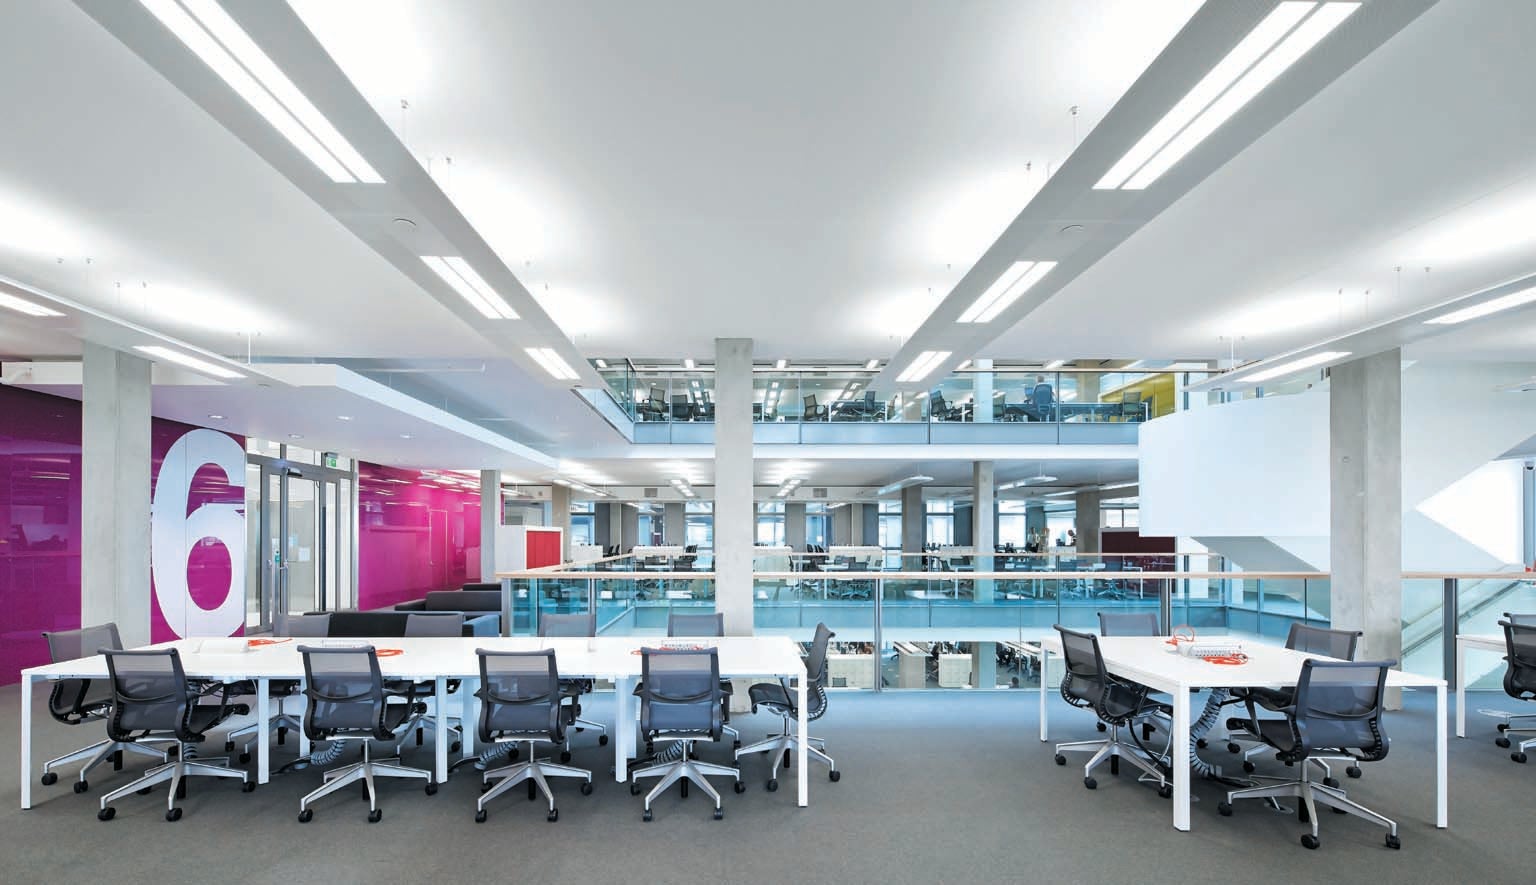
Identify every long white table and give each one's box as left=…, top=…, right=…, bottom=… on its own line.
left=1454, top=633, right=1507, bottom=738
left=1038, top=635, right=1447, bottom=832
left=19, top=635, right=810, bottom=810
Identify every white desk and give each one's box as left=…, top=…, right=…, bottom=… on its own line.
left=20, top=635, right=811, bottom=809
left=1037, top=636, right=1447, bottom=833
left=1454, top=633, right=1506, bottom=738
left=631, top=545, right=684, bottom=558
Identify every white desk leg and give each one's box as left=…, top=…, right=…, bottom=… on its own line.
left=797, top=673, right=809, bottom=807
left=434, top=676, right=448, bottom=784
left=614, top=676, right=635, bottom=782
left=1436, top=683, right=1448, bottom=828
left=256, top=677, right=271, bottom=785
left=460, top=675, right=477, bottom=760
left=1172, top=685, right=1191, bottom=832
left=1038, top=649, right=1050, bottom=742
left=20, top=674, right=35, bottom=810
left=1455, top=638, right=1467, bottom=739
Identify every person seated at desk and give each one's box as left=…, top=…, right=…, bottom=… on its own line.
left=1024, top=375, right=1054, bottom=421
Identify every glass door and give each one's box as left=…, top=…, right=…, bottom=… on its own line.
left=249, top=453, right=356, bottom=629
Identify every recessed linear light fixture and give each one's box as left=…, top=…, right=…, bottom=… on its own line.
left=1424, top=285, right=1536, bottom=325
left=997, top=474, right=1059, bottom=492
left=1042, top=359, right=1066, bottom=371
left=775, top=359, right=788, bottom=370
left=139, top=0, right=383, bottom=184
left=0, top=292, right=64, bottom=317
left=669, top=478, right=697, bottom=499
left=525, top=347, right=579, bottom=381
left=1237, top=350, right=1351, bottom=384
left=1095, top=1, right=1360, bottom=191
left=865, top=359, right=880, bottom=370
left=594, top=359, right=608, bottom=369
left=552, top=477, right=610, bottom=498
left=682, top=358, right=696, bottom=369
left=133, top=345, right=244, bottom=380
left=876, top=475, right=932, bottom=496
left=897, top=350, right=952, bottom=384
left=420, top=256, right=518, bottom=319
left=774, top=478, right=804, bottom=498
left=958, top=261, right=1058, bottom=323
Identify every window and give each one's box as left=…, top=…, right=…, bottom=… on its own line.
left=685, top=502, right=714, bottom=549
left=755, top=502, right=785, bottom=546
left=570, top=501, right=595, bottom=546
left=805, top=502, right=829, bottom=547
left=926, top=498, right=954, bottom=546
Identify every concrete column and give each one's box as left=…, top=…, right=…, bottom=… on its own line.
left=862, top=505, right=879, bottom=549
left=81, top=344, right=152, bottom=647
left=479, top=470, right=499, bottom=582
left=1330, top=349, right=1403, bottom=703
left=784, top=502, right=807, bottom=550
left=847, top=503, right=864, bottom=545
left=714, top=338, right=754, bottom=635
left=620, top=504, right=639, bottom=551
left=832, top=504, right=853, bottom=545
left=1074, top=489, right=1102, bottom=554
left=973, top=359, right=994, bottom=423
left=549, top=484, right=572, bottom=562
left=662, top=502, right=685, bottom=546
left=593, top=502, right=611, bottom=549
left=974, top=461, right=995, bottom=600
left=901, top=484, right=925, bottom=568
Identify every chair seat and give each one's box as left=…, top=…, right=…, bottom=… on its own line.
left=1247, top=686, right=1295, bottom=711
left=748, top=681, right=792, bottom=713
left=186, top=703, right=241, bottom=736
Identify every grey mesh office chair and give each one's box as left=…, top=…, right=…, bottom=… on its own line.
left=736, top=622, right=840, bottom=790
left=1051, top=625, right=1171, bottom=795
left=1224, top=624, right=1363, bottom=775
left=296, top=645, right=435, bottom=823
left=1218, top=659, right=1400, bottom=850
left=539, top=612, right=609, bottom=750
left=95, top=648, right=254, bottom=822
left=629, top=647, right=742, bottom=820
left=228, top=613, right=331, bottom=762
left=1493, top=618, right=1536, bottom=763
left=474, top=649, right=593, bottom=823
left=401, top=613, right=465, bottom=751
left=667, top=612, right=738, bottom=747
left=39, top=622, right=171, bottom=793
left=1097, top=611, right=1161, bottom=637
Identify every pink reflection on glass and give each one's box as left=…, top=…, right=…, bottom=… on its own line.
left=356, top=463, right=481, bottom=610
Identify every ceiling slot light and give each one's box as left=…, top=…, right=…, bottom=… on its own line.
left=876, top=475, right=933, bottom=496
left=1097, top=2, right=1357, bottom=191
left=683, top=358, right=696, bottom=369
left=525, top=347, right=579, bottom=381
left=132, top=345, right=244, bottom=379
left=420, top=256, right=518, bottom=319
left=865, top=359, right=880, bottom=370
left=957, top=360, right=973, bottom=371
left=594, top=359, right=608, bottom=369
left=775, top=359, right=788, bottom=370
left=139, top=0, right=383, bottom=184
left=1424, top=285, right=1536, bottom=325
left=1042, top=359, right=1066, bottom=370
left=897, top=350, right=952, bottom=383
left=958, top=261, right=1058, bottom=323
left=0, top=292, right=64, bottom=317
left=1238, top=350, right=1351, bottom=384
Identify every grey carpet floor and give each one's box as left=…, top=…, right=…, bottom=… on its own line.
left=0, top=684, right=1527, bottom=885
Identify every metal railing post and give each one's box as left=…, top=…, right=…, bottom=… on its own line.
left=1442, top=578, right=1459, bottom=684
left=872, top=577, right=883, bottom=692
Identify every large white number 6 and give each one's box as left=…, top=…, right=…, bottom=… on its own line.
left=152, top=429, right=246, bottom=638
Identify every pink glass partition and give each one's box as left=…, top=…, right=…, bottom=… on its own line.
left=356, top=463, right=481, bottom=610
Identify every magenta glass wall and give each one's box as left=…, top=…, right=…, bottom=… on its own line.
left=0, top=385, right=82, bottom=685
left=357, top=463, right=481, bottom=610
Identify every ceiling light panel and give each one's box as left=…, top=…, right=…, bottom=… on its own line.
left=1239, top=350, right=1350, bottom=384
left=420, top=256, right=518, bottom=319
left=133, top=344, right=245, bottom=379
left=1424, top=286, right=1536, bottom=325
left=525, top=347, right=579, bottom=381
left=0, top=292, right=64, bottom=317
left=897, top=350, right=951, bottom=384
left=958, top=261, right=1058, bottom=323
left=139, top=0, right=383, bottom=184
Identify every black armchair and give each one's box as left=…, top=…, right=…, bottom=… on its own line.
left=1493, top=618, right=1536, bottom=763
left=802, top=395, right=828, bottom=422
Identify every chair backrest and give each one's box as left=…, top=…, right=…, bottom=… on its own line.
left=1291, top=659, right=1393, bottom=759
left=806, top=622, right=835, bottom=683
left=43, top=622, right=122, bottom=720
left=101, top=648, right=191, bottom=740
left=1285, top=623, right=1362, bottom=660
left=1033, top=383, right=1054, bottom=407
left=405, top=612, right=464, bottom=637
left=1504, top=612, right=1536, bottom=626
left=1097, top=611, right=1160, bottom=636
left=803, top=394, right=820, bottom=415
left=649, top=385, right=664, bottom=403
left=476, top=649, right=563, bottom=742
left=1500, top=619, right=1536, bottom=700
left=274, top=612, right=331, bottom=637
left=298, top=645, right=387, bottom=738
left=638, top=647, right=721, bottom=736
left=539, top=611, right=597, bottom=638
left=1055, top=625, right=1108, bottom=689
left=668, top=611, right=724, bottom=637
left=863, top=390, right=876, bottom=407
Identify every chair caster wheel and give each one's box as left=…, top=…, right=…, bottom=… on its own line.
left=74, top=780, right=90, bottom=794
left=239, top=753, right=251, bottom=764
left=1346, top=766, right=1362, bottom=779
left=41, top=772, right=57, bottom=786
left=581, top=782, right=594, bottom=796
left=98, top=807, right=116, bottom=821
left=547, top=808, right=559, bottom=822
left=1323, top=777, right=1339, bottom=788
left=1513, top=752, right=1529, bottom=764
left=713, top=808, right=724, bottom=820
left=765, top=778, right=778, bottom=792
left=138, top=787, right=154, bottom=795
left=733, top=780, right=746, bottom=794
left=241, top=781, right=256, bottom=793
left=829, top=769, right=841, bottom=782
left=1217, top=802, right=1233, bottom=816
left=1157, top=784, right=1173, bottom=799
left=425, top=781, right=438, bottom=796
left=298, top=809, right=313, bottom=823
left=733, top=740, right=741, bottom=750
left=224, top=740, right=234, bottom=752
left=1196, top=738, right=1208, bottom=749
left=1227, top=742, right=1242, bottom=754
left=1385, top=834, right=1401, bottom=850
left=642, top=810, right=653, bottom=822
left=630, top=782, right=641, bottom=795
left=1242, top=761, right=1256, bottom=774
left=560, top=751, right=572, bottom=764
left=1496, top=736, right=1512, bottom=749
left=599, top=735, right=609, bottom=746
left=1497, top=723, right=1509, bottom=732
left=1084, top=777, right=1097, bottom=790
left=165, top=808, right=182, bottom=822
left=367, top=809, right=383, bottom=823
left=1054, top=754, right=1067, bottom=766
left=1301, top=834, right=1320, bottom=850
left=1096, top=722, right=1107, bottom=733
left=450, top=741, right=462, bottom=753
left=475, top=809, right=487, bottom=823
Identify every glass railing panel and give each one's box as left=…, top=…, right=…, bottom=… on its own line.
left=593, top=574, right=716, bottom=637
left=753, top=375, right=796, bottom=422
left=1451, top=573, right=1535, bottom=688
left=927, top=375, right=974, bottom=423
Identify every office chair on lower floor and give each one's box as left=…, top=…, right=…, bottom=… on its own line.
left=1051, top=625, right=1171, bottom=795
left=1218, top=659, right=1401, bottom=850
left=296, top=645, right=436, bottom=823
left=229, top=613, right=332, bottom=762
left=1494, top=618, right=1536, bottom=763
left=736, top=622, right=840, bottom=790
left=39, top=622, right=171, bottom=793
left=667, top=611, right=738, bottom=747
left=629, top=647, right=742, bottom=821
left=95, top=649, right=254, bottom=822
left=1225, top=624, right=1363, bottom=776
left=474, top=649, right=593, bottom=823
left=1097, top=611, right=1161, bottom=637
left=539, top=612, right=609, bottom=752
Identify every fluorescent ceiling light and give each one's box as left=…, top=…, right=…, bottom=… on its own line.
left=877, top=475, right=932, bottom=496
left=1238, top=350, right=1350, bottom=384
left=1042, top=359, right=1066, bottom=370
left=525, top=347, right=579, bottom=381
left=957, top=360, right=973, bottom=371
left=774, top=478, right=803, bottom=498
left=420, top=256, right=518, bottom=319
left=0, top=292, right=64, bottom=317
left=775, top=359, right=788, bottom=370
left=1100, top=481, right=1139, bottom=491
left=133, top=345, right=244, bottom=379
left=897, top=350, right=951, bottom=384
left=1097, top=2, right=1358, bottom=191
left=958, top=261, right=1058, bottom=323
left=139, top=0, right=383, bottom=184
left=594, top=359, right=608, bottom=369
left=1123, top=360, right=1146, bottom=370
left=1424, top=286, right=1536, bottom=325
left=865, top=359, right=880, bottom=370
left=682, top=358, right=696, bottom=369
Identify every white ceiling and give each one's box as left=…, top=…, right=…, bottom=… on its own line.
left=558, top=455, right=1134, bottom=492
